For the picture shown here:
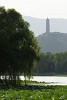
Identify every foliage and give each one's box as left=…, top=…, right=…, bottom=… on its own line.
left=0, top=6, right=40, bottom=85
left=0, top=86, right=67, bottom=100
left=35, top=52, right=67, bottom=75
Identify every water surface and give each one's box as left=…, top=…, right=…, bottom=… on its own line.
left=20, top=76, right=67, bottom=85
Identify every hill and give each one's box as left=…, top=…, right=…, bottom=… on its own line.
left=37, top=32, right=67, bottom=53
left=23, top=16, right=67, bottom=53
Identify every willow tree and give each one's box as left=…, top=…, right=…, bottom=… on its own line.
left=0, top=6, right=40, bottom=85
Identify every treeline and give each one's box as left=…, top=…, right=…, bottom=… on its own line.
left=34, top=52, right=67, bottom=75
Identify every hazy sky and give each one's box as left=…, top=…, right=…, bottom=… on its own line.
left=0, top=0, right=67, bottom=19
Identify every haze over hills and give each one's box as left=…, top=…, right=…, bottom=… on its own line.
left=23, top=16, right=46, bottom=36
left=23, top=16, right=67, bottom=53
left=37, top=32, right=67, bottom=53
left=23, top=16, right=67, bottom=36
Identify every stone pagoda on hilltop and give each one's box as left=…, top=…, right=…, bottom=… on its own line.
left=46, top=17, right=50, bottom=34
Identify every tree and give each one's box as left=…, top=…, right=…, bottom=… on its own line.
left=0, top=6, right=39, bottom=85
left=54, top=52, right=67, bottom=73
left=35, top=52, right=54, bottom=75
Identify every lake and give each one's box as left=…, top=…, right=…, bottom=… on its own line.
left=20, top=76, right=67, bottom=85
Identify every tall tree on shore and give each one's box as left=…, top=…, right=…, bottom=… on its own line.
left=0, top=6, right=40, bottom=85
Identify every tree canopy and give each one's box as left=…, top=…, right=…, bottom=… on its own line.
left=0, top=6, right=39, bottom=85
left=35, top=52, right=67, bottom=75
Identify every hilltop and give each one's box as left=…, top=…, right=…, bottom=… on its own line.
left=23, top=16, right=67, bottom=53
left=37, top=32, right=67, bottom=53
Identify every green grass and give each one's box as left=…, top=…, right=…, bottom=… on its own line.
left=0, top=85, right=67, bottom=100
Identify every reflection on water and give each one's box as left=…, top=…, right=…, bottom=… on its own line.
left=20, top=76, right=67, bottom=85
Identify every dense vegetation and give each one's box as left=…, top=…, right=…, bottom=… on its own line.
left=0, top=85, right=67, bottom=99
left=0, top=7, right=39, bottom=85
left=35, top=52, right=67, bottom=75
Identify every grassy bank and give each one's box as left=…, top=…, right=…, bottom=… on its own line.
left=0, top=85, right=67, bottom=100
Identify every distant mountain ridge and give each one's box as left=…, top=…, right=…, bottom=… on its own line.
left=23, top=16, right=67, bottom=36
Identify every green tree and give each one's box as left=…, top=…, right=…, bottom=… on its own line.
left=54, top=52, right=67, bottom=73
left=0, top=6, right=39, bottom=85
left=35, top=52, right=54, bottom=75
